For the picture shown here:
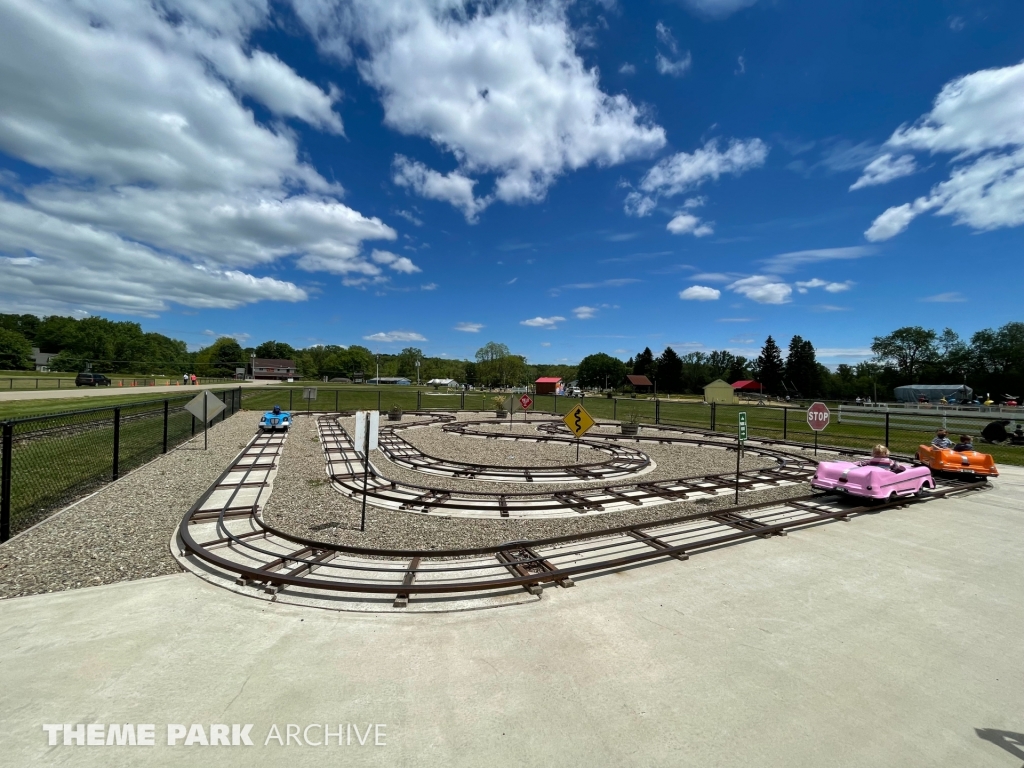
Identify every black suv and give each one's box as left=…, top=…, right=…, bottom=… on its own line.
left=75, top=372, right=112, bottom=387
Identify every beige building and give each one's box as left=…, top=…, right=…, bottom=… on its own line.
left=703, top=379, right=737, bottom=404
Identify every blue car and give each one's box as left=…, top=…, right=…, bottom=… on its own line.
left=259, top=405, right=291, bottom=431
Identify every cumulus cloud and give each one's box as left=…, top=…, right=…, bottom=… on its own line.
left=666, top=213, right=714, bottom=236
left=363, top=331, right=428, bottom=343
left=520, top=315, right=566, bottom=328
left=728, top=275, right=792, bottom=304
left=863, top=61, right=1024, bottom=240
left=679, top=285, right=721, bottom=301
left=850, top=153, right=917, bottom=190
left=454, top=322, right=484, bottom=332
left=625, top=138, right=768, bottom=215
left=680, top=0, right=760, bottom=18
left=795, top=278, right=854, bottom=294
left=296, top=1, right=665, bottom=219
left=371, top=249, right=421, bottom=274
left=619, top=63, right=636, bottom=75
left=392, top=156, right=489, bottom=223
left=0, top=0, right=396, bottom=314
left=573, top=306, right=597, bottom=319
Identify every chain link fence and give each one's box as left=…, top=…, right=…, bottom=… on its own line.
left=0, top=388, right=242, bottom=541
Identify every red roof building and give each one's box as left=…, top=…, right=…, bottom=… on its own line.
left=731, top=380, right=763, bottom=392
left=535, top=377, right=562, bottom=395
left=626, top=374, right=653, bottom=392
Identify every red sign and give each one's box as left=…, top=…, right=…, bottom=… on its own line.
left=807, top=401, right=830, bottom=431
left=519, top=394, right=533, bottom=410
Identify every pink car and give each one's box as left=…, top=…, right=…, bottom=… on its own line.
left=811, top=457, right=934, bottom=500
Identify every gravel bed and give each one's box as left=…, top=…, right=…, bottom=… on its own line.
left=0, top=413, right=258, bottom=599
left=262, top=415, right=812, bottom=553
left=401, top=420, right=608, bottom=466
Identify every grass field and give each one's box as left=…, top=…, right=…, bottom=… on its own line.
left=0, top=371, right=238, bottom=392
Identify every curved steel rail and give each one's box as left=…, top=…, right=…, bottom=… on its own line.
left=323, top=416, right=816, bottom=518
left=178, top=426, right=986, bottom=604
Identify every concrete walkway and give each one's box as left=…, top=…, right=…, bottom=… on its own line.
left=1, top=470, right=1021, bottom=767
left=0, top=380, right=272, bottom=402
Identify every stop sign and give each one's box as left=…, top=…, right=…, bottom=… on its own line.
left=807, top=401, right=830, bottom=431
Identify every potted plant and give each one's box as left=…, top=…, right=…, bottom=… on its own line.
left=620, top=409, right=641, bottom=436
left=388, top=403, right=403, bottom=421
left=492, top=395, right=508, bottom=418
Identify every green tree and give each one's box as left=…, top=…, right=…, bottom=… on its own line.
left=254, top=340, right=296, bottom=360
left=196, top=337, right=245, bottom=377
left=577, top=353, right=627, bottom=389
left=0, top=314, right=40, bottom=343
left=656, top=347, right=683, bottom=393
left=871, top=326, right=937, bottom=383
left=785, top=336, right=820, bottom=397
left=632, top=347, right=655, bottom=377
left=756, top=336, right=785, bottom=395
left=0, top=328, right=33, bottom=370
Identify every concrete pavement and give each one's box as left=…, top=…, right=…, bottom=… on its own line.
left=0, top=469, right=1021, bottom=767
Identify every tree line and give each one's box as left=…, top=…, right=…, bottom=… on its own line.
left=1, top=313, right=1019, bottom=400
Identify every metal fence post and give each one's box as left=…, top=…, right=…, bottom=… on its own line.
left=655, top=399, right=660, bottom=424
left=191, top=414, right=195, bottom=437
left=553, top=393, right=557, bottom=413
left=335, top=390, right=339, bottom=412
left=461, top=390, right=465, bottom=410
left=112, top=407, right=121, bottom=481
left=289, top=389, right=294, bottom=410
left=613, top=398, right=617, bottom=421
left=377, top=390, right=381, bottom=412
left=1, top=422, right=12, bottom=542
left=711, top=402, right=716, bottom=431
left=885, top=412, right=890, bottom=447
left=162, top=400, right=169, bottom=453
left=783, top=408, right=788, bottom=440
left=417, top=390, right=421, bottom=410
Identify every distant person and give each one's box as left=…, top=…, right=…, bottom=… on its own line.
left=981, top=419, right=1011, bottom=444
left=855, top=396, right=863, bottom=406
left=931, top=429, right=953, bottom=449
left=190, top=373, right=197, bottom=386
left=953, top=435, right=974, bottom=452
left=183, top=373, right=188, bottom=385
left=859, top=444, right=905, bottom=472
left=1011, top=425, right=1024, bottom=446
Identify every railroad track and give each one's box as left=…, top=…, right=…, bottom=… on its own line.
left=177, top=417, right=987, bottom=609
left=321, top=416, right=814, bottom=518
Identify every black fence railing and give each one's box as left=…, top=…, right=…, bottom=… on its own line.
left=0, top=376, right=240, bottom=390
left=0, top=388, right=242, bottom=541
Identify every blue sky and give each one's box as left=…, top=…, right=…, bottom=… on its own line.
left=0, top=0, right=1022, bottom=366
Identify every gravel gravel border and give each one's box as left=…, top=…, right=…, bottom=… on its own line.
left=0, top=413, right=257, bottom=599
left=262, top=415, right=812, bottom=552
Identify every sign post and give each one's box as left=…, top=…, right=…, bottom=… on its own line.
left=562, top=403, right=596, bottom=462
left=354, top=410, right=380, bottom=532
left=735, top=411, right=747, bottom=504
left=184, top=390, right=226, bottom=450
left=519, top=393, right=533, bottom=423
left=806, top=401, right=830, bottom=456
left=303, top=387, right=318, bottom=416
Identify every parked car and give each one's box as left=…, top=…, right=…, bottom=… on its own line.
left=75, top=372, right=112, bottom=387
left=811, top=458, right=934, bottom=500
left=915, top=444, right=998, bottom=478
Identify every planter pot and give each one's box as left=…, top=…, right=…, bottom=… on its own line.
left=388, top=411, right=403, bottom=421
left=620, top=422, right=639, bottom=436
left=495, top=410, right=508, bottom=419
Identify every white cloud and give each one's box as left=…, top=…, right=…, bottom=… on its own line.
left=735, top=55, right=745, bottom=75
left=363, top=331, right=428, bottom=343
left=795, top=278, right=854, bottom=294
left=520, top=316, right=566, bottom=328
left=619, top=63, right=636, bottom=75
left=540, top=341, right=551, bottom=347
left=679, top=285, right=721, bottom=301
left=392, top=156, right=489, bottom=223
left=921, top=292, right=967, bottom=303
left=680, top=0, right=760, bottom=18
left=371, top=249, right=421, bottom=274
left=0, top=0, right=396, bottom=314
left=454, top=322, right=484, bottom=332
left=573, top=306, right=597, bottom=319
left=625, top=138, right=768, bottom=215
left=298, top=1, right=665, bottom=217
left=761, top=246, right=874, bottom=273
left=864, top=61, right=1024, bottom=240
left=202, top=330, right=252, bottom=343
left=420, top=282, right=438, bottom=291
left=728, top=275, right=792, bottom=304
left=666, top=213, right=714, bottom=237
left=656, top=51, right=692, bottom=77
left=850, top=153, right=917, bottom=190
left=395, top=209, right=423, bottom=226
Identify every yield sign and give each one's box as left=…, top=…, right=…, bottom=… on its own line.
left=185, top=390, right=226, bottom=423
left=562, top=404, right=595, bottom=438
left=807, top=401, right=830, bottom=431
left=519, top=394, right=533, bottom=410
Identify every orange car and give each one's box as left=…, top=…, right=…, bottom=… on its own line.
left=916, top=444, right=999, bottom=477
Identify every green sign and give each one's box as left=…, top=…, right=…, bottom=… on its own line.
left=738, top=411, right=747, bottom=442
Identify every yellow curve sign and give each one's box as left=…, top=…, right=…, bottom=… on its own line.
left=562, top=404, right=595, bottom=438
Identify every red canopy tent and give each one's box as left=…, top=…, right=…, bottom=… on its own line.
left=731, top=380, right=763, bottom=394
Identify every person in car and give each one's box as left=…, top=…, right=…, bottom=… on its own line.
left=931, top=429, right=953, bottom=449
left=953, top=435, right=974, bottom=452
left=858, top=445, right=905, bottom=472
